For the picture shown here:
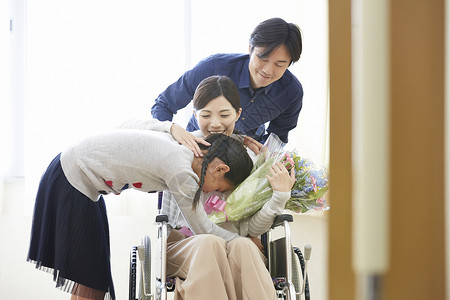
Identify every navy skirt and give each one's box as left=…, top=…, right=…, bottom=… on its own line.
left=27, top=153, right=115, bottom=299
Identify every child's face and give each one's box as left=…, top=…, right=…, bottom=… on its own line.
left=195, top=96, right=241, bottom=137
left=201, top=158, right=234, bottom=193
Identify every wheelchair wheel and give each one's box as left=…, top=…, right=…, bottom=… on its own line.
left=291, top=248, right=301, bottom=300
left=139, top=235, right=151, bottom=300
left=129, top=246, right=138, bottom=300
left=293, top=246, right=310, bottom=300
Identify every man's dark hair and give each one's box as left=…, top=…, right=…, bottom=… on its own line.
left=249, top=17, right=302, bottom=65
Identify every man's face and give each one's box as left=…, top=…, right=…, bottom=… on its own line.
left=248, top=44, right=291, bottom=89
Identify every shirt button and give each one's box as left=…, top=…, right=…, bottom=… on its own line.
left=242, top=117, right=246, bottom=120
left=250, top=99, right=255, bottom=103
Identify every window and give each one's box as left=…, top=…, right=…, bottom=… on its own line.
left=5, top=0, right=328, bottom=207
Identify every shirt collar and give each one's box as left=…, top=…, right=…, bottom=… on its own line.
left=263, top=82, right=273, bottom=94
left=238, top=57, right=275, bottom=95
left=238, top=58, right=251, bottom=89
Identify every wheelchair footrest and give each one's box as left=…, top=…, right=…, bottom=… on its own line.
left=272, top=278, right=286, bottom=290
left=156, top=277, right=176, bottom=292
left=166, top=278, right=176, bottom=292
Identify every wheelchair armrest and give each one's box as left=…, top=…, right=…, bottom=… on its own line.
left=155, top=214, right=169, bottom=223
left=271, top=214, right=293, bottom=228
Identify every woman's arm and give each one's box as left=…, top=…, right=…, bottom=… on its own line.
left=118, top=119, right=209, bottom=157
left=243, top=191, right=290, bottom=237
left=117, top=118, right=173, bottom=131
left=241, top=162, right=295, bottom=237
left=167, top=173, right=240, bottom=242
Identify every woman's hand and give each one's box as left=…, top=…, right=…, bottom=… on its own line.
left=243, top=136, right=263, bottom=155
left=170, top=123, right=210, bottom=157
left=265, top=162, right=296, bottom=192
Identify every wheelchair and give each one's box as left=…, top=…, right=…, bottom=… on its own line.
left=129, top=193, right=312, bottom=300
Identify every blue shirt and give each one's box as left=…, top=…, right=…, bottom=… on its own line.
left=151, top=53, right=303, bottom=143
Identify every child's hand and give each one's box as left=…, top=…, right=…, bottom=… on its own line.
left=170, top=123, right=210, bottom=157
left=265, top=162, right=296, bottom=192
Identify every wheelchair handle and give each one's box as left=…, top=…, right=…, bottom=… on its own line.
left=304, top=244, right=312, bottom=260
left=137, top=245, right=145, bottom=262
left=272, top=214, right=293, bottom=228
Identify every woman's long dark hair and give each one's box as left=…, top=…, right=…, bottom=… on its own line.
left=192, top=133, right=253, bottom=209
left=193, top=75, right=240, bottom=113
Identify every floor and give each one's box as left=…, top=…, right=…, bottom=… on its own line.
left=0, top=179, right=328, bottom=300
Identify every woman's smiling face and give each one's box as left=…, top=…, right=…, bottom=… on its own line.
left=195, top=95, right=242, bottom=137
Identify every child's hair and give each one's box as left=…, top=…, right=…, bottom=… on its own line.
left=192, top=133, right=253, bottom=208
left=193, top=75, right=240, bottom=113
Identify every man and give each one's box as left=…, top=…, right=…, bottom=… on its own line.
left=151, top=17, right=303, bottom=143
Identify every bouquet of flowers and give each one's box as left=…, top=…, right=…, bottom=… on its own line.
left=207, top=133, right=329, bottom=224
